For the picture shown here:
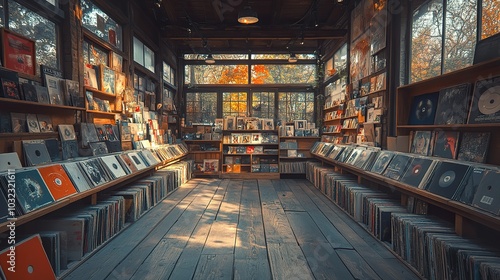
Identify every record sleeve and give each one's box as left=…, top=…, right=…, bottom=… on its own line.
left=434, top=83, right=471, bottom=125
left=457, top=132, right=491, bottom=163
left=37, top=114, right=54, bottom=132
left=370, top=150, right=395, bottom=174
left=94, top=124, right=107, bottom=141
left=10, top=112, right=26, bottom=133
left=23, top=139, right=52, bottom=166
left=140, top=149, right=161, bottom=166
left=77, top=123, right=99, bottom=147
left=426, top=161, right=471, bottom=199
left=410, top=131, right=433, bottom=156
left=401, top=157, right=435, bottom=189
left=432, top=131, right=459, bottom=159
left=78, top=158, right=110, bottom=187
left=468, top=77, right=500, bottom=124
left=26, top=113, right=40, bottom=132
left=100, top=155, right=128, bottom=179
left=0, top=111, right=12, bottom=133
left=119, top=154, right=138, bottom=173
left=408, top=92, right=439, bottom=125
left=0, top=234, right=56, bottom=280
left=0, top=67, right=20, bottom=99
left=44, top=138, right=61, bottom=162
left=89, top=141, right=108, bottom=156
left=382, top=154, right=413, bottom=181
left=34, top=85, right=50, bottom=104
left=472, top=170, right=500, bottom=215
left=38, top=164, right=78, bottom=200
left=14, top=168, right=55, bottom=213
left=58, top=124, right=76, bottom=141
left=104, top=124, right=118, bottom=141
left=0, top=152, right=22, bottom=172
left=21, top=82, right=38, bottom=102
left=453, top=167, right=490, bottom=205
left=0, top=186, right=9, bottom=223
left=61, top=140, right=79, bottom=160
left=61, top=162, right=91, bottom=192
left=127, top=152, right=148, bottom=170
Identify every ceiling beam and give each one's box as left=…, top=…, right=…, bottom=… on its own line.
left=163, top=28, right=347, bottom=40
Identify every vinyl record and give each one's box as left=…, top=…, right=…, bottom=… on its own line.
left=438, top=170, right=456, bottom=188
left=416, top=98, right=434, bottom=120
left=401, top=157, right=435, bottom=188
left=23, top=140, right=52, bottom=166
left=412, top=164, right=422, bottom=175
left=14, top=169, right=54, bottom=213
left=38, top=164, right=77, bottom=200
left=472, top=170, right=500, bottom=215
left=478, top=86, right=500, bottom=115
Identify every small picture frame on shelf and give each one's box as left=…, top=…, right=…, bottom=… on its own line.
left=285, top=125, right=294, bottom=136
left=294, top=120, right=307, bottom=130
left=203, top=159, right=218, bottom=172
left=111, top=52, right=123, bottom=72
left=262, top=119, right=274, bottom=130
left=1, top=28, right=36, bottom=76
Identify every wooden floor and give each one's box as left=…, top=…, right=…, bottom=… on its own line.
left=64, top=179, right=421, bottom=280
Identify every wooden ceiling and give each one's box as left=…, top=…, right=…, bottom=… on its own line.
left=149, top=0, right=351, bottom=54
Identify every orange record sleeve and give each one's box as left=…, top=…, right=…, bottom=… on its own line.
left=38, top=164, right=78, bottom=200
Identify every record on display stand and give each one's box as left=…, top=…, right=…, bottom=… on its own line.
left=370, top=150, right=395, bottom=174
left=400, top=157, right=436, bottom=189
left=61, top=162, right=92, bottom=192
left=38, top=164, right=78, bottom=201
left=78, top=158, right=109, bottom=187
left=472, top=170, right=500, bottom=215
left=382, top=154, right=413, bottom=181
left=14, top=168, right=55, bottom=214
left=0, top=152, right=22, bottom=172
left=58, top=124, right=77, bottom=141
left=434, top=83, right=472, bottom=125
left=468, top=77, right=500, bottom=124
left=408, top=92, right=439, bottom=125
left=23, top=139, right=52, bottom=166
left=127, top=152, right=148, bottom=170
left=426, top=161, right=471, bottom=199
left=118, top=154, right=138, bottom=173
left=100, top=155, right=128, bottom=179
left=453, top=167, right=490, bottom=205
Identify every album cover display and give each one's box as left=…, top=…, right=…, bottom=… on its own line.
left=11, top=112, right=27, bottom=133
left=0, top=112, right=12, bottom=133
left=89, top=141, right=108, bottom=156
left=382, top=154, right=413, bottom=181
left=44, top=138, right=61, bottom=162
left=14, top=168, right=55, bottom=213
left=434, top=83, right=471, bottom=124
left=408, top=92, right=439, bottom=125
left=100, top=155, right=128, bottom=179
left=23, top=139, right=52, bottom=166
left=140, top=149, right=161, bottom=166
left=370, top=150, right=395, bottom=174
left=457, top=132, right=491, bottom=163
left=426, top=161, right=471, bottom=199
left=453, top=167, right=490, bottom=205
left=0, top=67, right=20, bottom=99
left=104, top=124, right=118, bottom=141
left=345, top=147, right=365, bottom=165
left=34, top=85, right=50, bottom=104
left=78, top=123, right=99, bottom=147
left=37, top=114, right=54, bottom=132
left=410, top=131, right=433, bottom=156
left=58, top=124, right=76, bottom=141
left=127, top=152, right=148, bottom=170
left=61, top=140, right=79, bottom=160
left=0, top=152, right=22, bottom=172
left=38, top=164, right=78, bottom=200
left=472, top=170, right=500, bottom=215
left=468, top=77, right=500, bottom=124
left=21, top=82, right=38, bottom=102
left=400, top=157, right=437, bottom=189
left=0, top=188, right=9, bottom=223
left=78, top=158, right=109, bottom=187
left=432, top=131, right=459, bottom=159
left=95, top=124, right=107, bottom=141
left=0, top=235, right=56, bottom=280
left=26, top=113, right=40, bottom=132
left=61, top=162, right=92, bottom=192
left=119, top=154, right=138, bottom=173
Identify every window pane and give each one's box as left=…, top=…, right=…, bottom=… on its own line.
left=0, top=0, right=4, bottom=27
left=8, top=0, right=58, bottom=70
left=212, top=54, right=248, bottom=60
left=278, top=92, right=314, bottom=123
left=251, top=64, right=316, bottom=84
left=252, top=92, right=275, bottom=119
left=144, top=45, right=155, bottom=72
left=163, top=61, right=171, bottom=82
left=185, top=65, right=249, bottom=84
left=185, top=92, right=217, bottom=124
left=83, top=40, right=108, bottom=65
left=410, top=0, right=443, bottom=83
left=444, top=0, right=477, bottom=73
left=223, top=92, right=247, bottom=117
left=81, top=0, right=122, bottom=50
left=251, top=54, right=289, bottom=59
left=482, top=0, right=500, bottom=39
left=133, top=37, right=144, bottom=66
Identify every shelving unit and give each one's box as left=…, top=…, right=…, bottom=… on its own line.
left=279, top=136, right=320, bottom=177
left=84, top=86, right=118, bottom=125
left=221, top=130, right=279, bottom=179
left=184, top=139, right=221, bottom=177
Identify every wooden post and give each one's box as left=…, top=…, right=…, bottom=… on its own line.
left=455, top=214, right=477, bottom=238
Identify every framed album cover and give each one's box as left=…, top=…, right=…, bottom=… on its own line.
left=1, top=28, right=36, bottom=76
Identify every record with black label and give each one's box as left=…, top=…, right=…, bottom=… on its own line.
left=14, top=168, right=55, bottom=214
left=58, top=124, right=76, bottom=141
left=453, top=167, right=490, bottom=205
left=78, top=158, right=109, bottom=187
left=408, top=92, right=439, bottom=125
left=468, top=77, right=500, bottom=124
left=382, top=154, right=413, bottom=181
left=426, top=161, right=471, bottom=199
left=401, top=157, right=435, bottom=188
left=99, top=155, right=128, bottom=179
left=472, top=170, right=500, bottom=215
left=38, top=164, right=78, bottom=200
left=22, top=139, right=52, bottom=166
left=0, top=152, right=22, bottom=172
left=370, top=151, right=395, bottom=174
left=61, top=162, right=91, bottom=192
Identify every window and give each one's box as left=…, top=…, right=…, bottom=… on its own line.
left=251, top=64, right=316, bottom=84
left=223, top=92, right=247, bottom=117
left=82, top=40, right=109, bottom=65
left=7, top=0, right=58, bottom=69
left=409, top=0, right=499, bottom=82
left=185, top=92, right=218, bottom=124
left=185, top=65, right=249, bottom=85
left=133, top=37, right=155, bottom=73
left=278, top=92, right=315, bottom=123
left=163, top=62, right=175, bottom=85
left=81, top=0, right=122, bottom=50
left=252, top=92, right=275, bottom=119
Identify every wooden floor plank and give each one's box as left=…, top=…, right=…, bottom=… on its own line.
left=271, top=179, right=291, bottom=192
left=336, top=249, right=382, bottom=280
left=267, top=242, right=314, bottom=280
left=234, top=258, right=272, bottom=280
left=276, top=190, right=305, bottom=212
left=299, top=242, right=355, bottom=280
left=192, top=254, right=233, bottom=280
left=286, top=211, right=328, bottom=245
left=67, top=181, right=199, bottom=280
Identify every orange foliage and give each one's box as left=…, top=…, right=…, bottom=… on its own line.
left=217, top=65, right=248, bottom=84
left=252, top=65, right=271, bottom=84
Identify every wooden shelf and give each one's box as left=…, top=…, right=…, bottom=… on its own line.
left=322, top=132, right=342, bottom=135
left=279, top=136, right=321, bottom=140
left=223, top=143, right=278, bottom=146
left=341, top=128, right=358, bottom=130
left=184, top=140, right=221, bottom=143
left=324, top=118, right=342, bottom=122
left=0, top=98, right=86, bottom=111
left=223, top=130, right=277, bottom=133
left=189, top=150, right=220, bottom=154
left=84, top=86, right=117, bottom=98
left=0, top=132, right=59, bottom=138
left=87, top=110, right=119, bottom=116
left=397, top=124, right=500, bottom=129
left=341, top=115, right=359, bottom=120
